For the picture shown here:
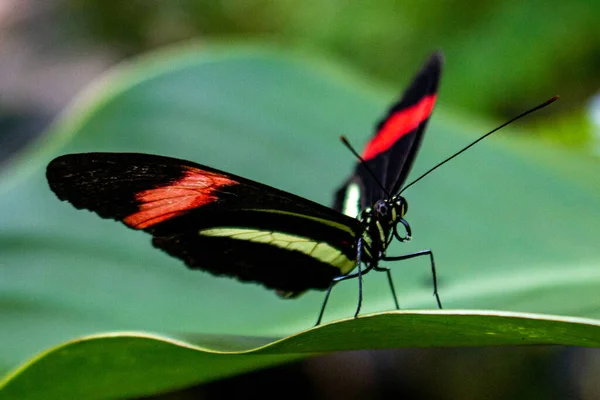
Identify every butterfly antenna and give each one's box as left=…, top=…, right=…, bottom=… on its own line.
left=400, top=95, right=559, bottom=193
left=340, top=135, right=391, bottom=197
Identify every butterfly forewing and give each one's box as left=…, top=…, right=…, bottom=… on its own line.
left=334, top=52, right=442, bottom=216
left=47, top=153, right=361, bottom=295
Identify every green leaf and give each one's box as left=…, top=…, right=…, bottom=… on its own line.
left=2, top=311, right=600, bottom=399
left=1, top=43, right=599, bottom=399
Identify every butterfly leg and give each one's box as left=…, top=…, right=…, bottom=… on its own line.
left=373, top=265, right=400, bottom=309
left=355, top=258, right=363, bottom=318
left=314, top=267, right=365, bottom=326
left=315, top=281, right=335, bottom=326
left=382, top=249, right=442, bottom=309
left=314, top=239, right=372, bottom=326
left=353, top=238, right=366, bottom=319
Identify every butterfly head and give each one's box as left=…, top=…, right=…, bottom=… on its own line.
left=360, top=195, right=408, bottom=225
left=359, top=195, right=411, bottom=258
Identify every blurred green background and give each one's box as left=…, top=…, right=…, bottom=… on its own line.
left=1, top=1, right=599, bottom=399
left=67, top=0, right=599, bottom=146
left=2, top=0, right=599, bottom=160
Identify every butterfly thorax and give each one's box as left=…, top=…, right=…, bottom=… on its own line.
left=359, top=195, right=410, bottom=262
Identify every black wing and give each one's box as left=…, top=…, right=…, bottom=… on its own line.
left=47, top=153, right=361, bottom=296
left=334, top=52, right=442, bottom=215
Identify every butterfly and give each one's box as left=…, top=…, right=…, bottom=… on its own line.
left=46, top=52, right=444, bottom=325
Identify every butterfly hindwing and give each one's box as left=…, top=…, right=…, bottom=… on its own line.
left=47, top=153, right=361, bottom=295
left=334, top=52, right=442, bottom=215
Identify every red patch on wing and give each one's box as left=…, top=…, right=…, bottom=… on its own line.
left=123, top=167, right=236, bottom=229
left=362, top=94, right=437, bottom=161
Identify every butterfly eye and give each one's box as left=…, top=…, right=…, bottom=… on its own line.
left=374, top=200, right=389, bottom=217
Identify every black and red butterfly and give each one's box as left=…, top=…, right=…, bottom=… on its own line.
left=46, top=52, right=444, bottom=324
